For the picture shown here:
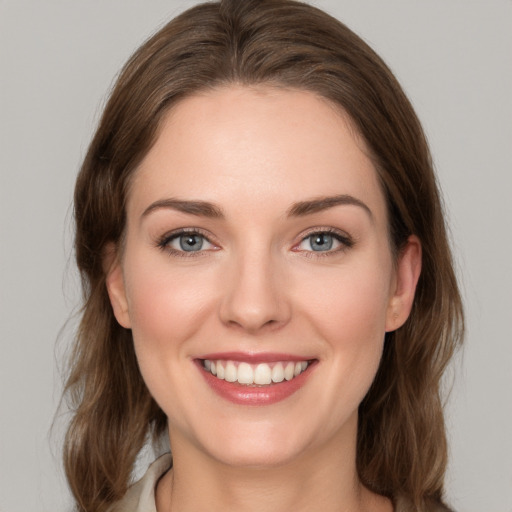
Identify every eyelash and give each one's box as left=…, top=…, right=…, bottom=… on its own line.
left=156, top=228, right=217, bottom=258
left=155, top=227, right=354, bottom=258
left=293, top=228, right=354, bottom=258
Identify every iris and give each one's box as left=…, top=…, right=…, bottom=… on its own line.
left=309, top=233, right=334, bottom=251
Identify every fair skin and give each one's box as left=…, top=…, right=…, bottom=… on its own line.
left=106, top=86, right=421, bottom=512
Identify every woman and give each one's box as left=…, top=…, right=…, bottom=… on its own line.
left=63, top=0, right=464, bottom=511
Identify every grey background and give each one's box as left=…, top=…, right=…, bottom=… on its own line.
left=1, top=1, right=511, bottom=511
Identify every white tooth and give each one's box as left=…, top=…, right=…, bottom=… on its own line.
left=284, top=362, right=295, bottom=381
left=225, top=361, right=237, bottom=382
left=204, top=359, right=211, bottom=371
left=271, top=363, right=284, bottom=383
left=211, top=361, right=217, bottom=375
left=301, top=361, right=308, bottom=371
left=237, top=362, right=254, bottom=384
left=254, top=363, right=272, bottom=385
left=216, top=361, right=225, bottom=379
left=294, top=362, right=302, bottom=377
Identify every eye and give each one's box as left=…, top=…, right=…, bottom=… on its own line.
left=158, top=230, right=216, bottom=255
left=296, top=230, right=353, bottom=253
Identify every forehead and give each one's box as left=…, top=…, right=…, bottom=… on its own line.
left=129, top=85, right=386, bottom=222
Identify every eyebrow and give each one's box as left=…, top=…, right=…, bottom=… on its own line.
left=287, top=194, right=373, bottom=219
left=141, top=198, right=224, bottom=219
left=141, top=194, right=372, bottom=220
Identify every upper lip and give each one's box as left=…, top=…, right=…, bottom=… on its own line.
left=197, top=351, right=316, bottom=363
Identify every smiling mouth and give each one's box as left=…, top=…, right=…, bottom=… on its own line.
left=201, top=359, right=312, bottom=386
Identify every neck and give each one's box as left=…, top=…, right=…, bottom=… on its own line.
left=156, top=416, right=392, bottom=512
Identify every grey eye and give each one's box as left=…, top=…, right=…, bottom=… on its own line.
left=178, top=234, right=205, bottom=251
left=308, top=233, right=334, bottom=251
left=296, top=231, right=349, bottom=253
left=159, top=230, right=215, bottom=255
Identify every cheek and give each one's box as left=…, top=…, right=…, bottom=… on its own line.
left=321, top=279, right=389, bottom=374
left=301, top=258, right=392, bottom=342
left=121, top=254, right=223, bottom=421
left=297, top=258, right=392, bottom=407
left=123, top=255, right=216, bottom=371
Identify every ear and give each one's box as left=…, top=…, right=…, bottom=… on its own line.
left=103, top=243, right=131, bottom=329
left=385, top=235, right=422, bottom=332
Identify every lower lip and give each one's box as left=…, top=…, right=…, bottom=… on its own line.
left=196, top=361, right=316, bottom=406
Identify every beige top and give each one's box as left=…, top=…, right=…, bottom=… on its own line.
left=107, top=454, right=173, bottom=512
left=106, top=454, right=452, bottom=512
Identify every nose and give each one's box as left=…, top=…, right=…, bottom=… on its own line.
left=219, top=247, right=291, bottom=334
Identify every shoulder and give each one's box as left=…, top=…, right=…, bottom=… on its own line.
left=106, top=454, right=172, bottom=512
left=394, top=495, right=455, bottom=512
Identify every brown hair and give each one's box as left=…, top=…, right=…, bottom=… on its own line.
left=64, top=0, right=464, bottom=510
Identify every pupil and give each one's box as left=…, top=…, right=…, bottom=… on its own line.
left=311, top=233, right=333, bottom=251
left=180, top=234, right=203, bottom=251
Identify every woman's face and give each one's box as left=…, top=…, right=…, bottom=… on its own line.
left=107, top=86, right=419, bottom=468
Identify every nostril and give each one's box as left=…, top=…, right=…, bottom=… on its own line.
left=218, top=263, right=292, bottom=331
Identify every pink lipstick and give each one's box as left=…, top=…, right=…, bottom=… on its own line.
left=195, top=353, right=317, bottom=406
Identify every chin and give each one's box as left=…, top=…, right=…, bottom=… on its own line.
left=195, top=418, right=315, bottom=468
left=209, top=441, right=301, bottom=469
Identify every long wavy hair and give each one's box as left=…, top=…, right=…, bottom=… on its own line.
left=64, top=0, right=464, bottom=510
